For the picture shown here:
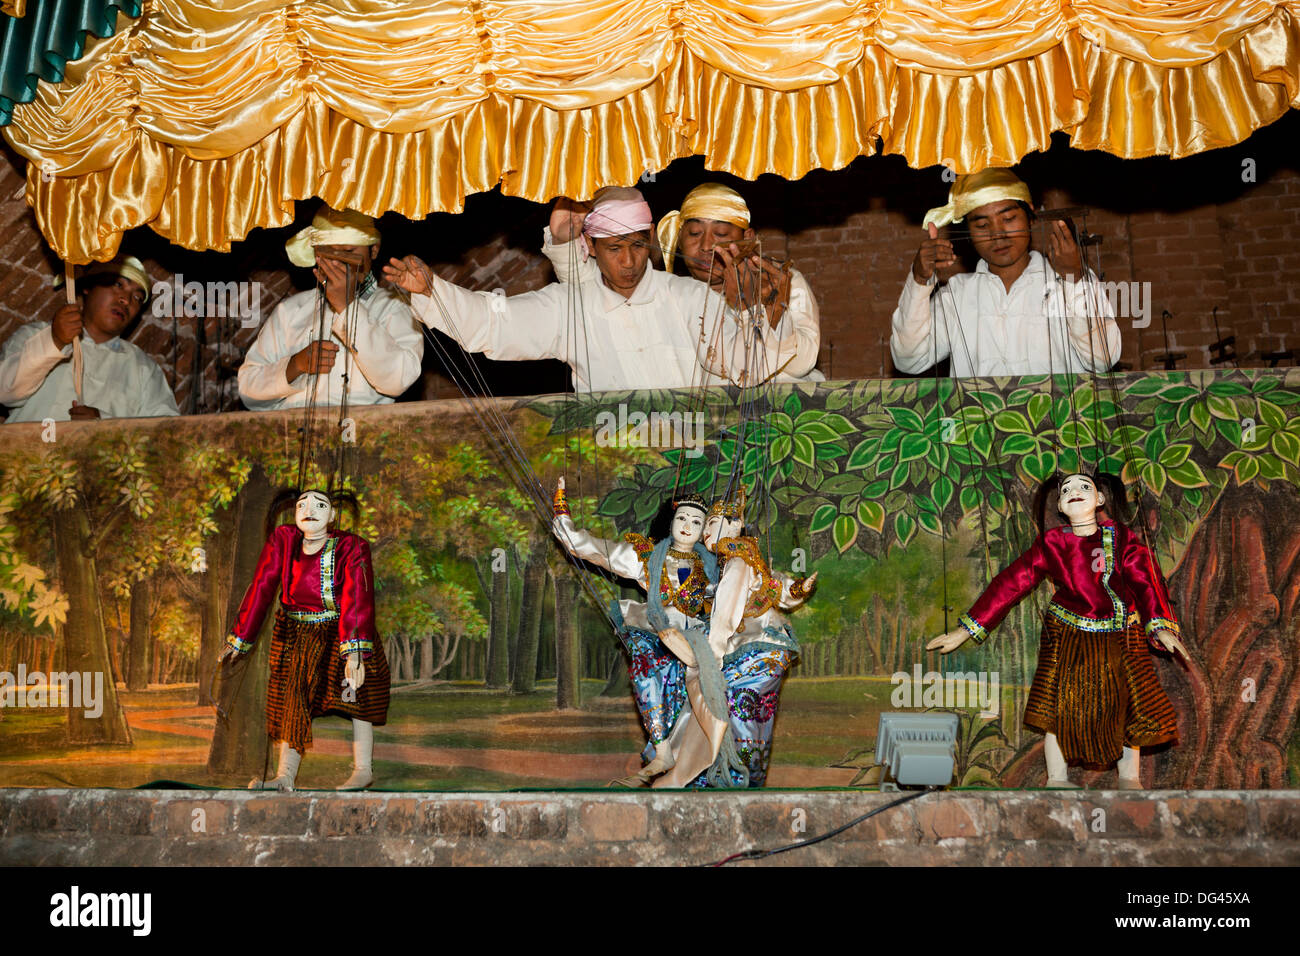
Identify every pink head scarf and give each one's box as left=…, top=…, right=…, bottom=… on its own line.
left=582, top=186, right=653, bottom=239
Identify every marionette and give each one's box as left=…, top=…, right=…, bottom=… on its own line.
left=218, top=489, right=391, bottom=791
left=550, top=477, right=718, bottom=785
left=927, top=472, right=1189, bottom=788
left=652, top=489, right=817, bottom=787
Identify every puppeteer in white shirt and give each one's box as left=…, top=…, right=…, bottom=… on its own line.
left=0, top=256, right=179, bottom=424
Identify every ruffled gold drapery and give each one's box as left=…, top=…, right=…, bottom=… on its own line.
left=6, top=0, right=1299, bottom=263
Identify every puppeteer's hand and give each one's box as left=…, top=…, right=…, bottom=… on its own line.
left=926, top=628, right=969, bottom=654
left=51, top=302, right=84, bottom=350
left=1153, top=629, right=1191, bottom=664
left=757, top=258, right=792, bottom=329
left=314, top=255, right=353, bottom=316
left=549, top=197, right=592, bottom=244
left=68, top=402, right=101, bottom=420
left=912, top=223, right=956, bottom=283
left=345, top=653, right=365, bottom=691
left=286, top=340, right=339, bottom=382
left=1047, top=220, right=1083, bottom=282
left=717, top=246, right=762, bottom=311
left=381, top=256, right=433, bottom=297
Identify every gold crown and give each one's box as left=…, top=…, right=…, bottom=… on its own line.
left=707, top=487, right=746, bottom=520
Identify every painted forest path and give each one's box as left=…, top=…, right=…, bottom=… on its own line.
left=119, top=705, right=857, bottom=787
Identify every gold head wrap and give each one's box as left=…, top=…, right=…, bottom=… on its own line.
left=707, top=486, right=746, bottom=521
left=84, top=255, right=151, bottom=303
left=285, top=208, right=381, bottom=267
left=923, top=168, right=1032, bottom=230
left=656, top=183, right=751, bottom=271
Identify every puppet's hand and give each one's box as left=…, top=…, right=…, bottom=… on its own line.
left=345, top=653, right=365, bottom=691
left=1153, top=629, right=1191, bottom=663
left=926, top=628, right=969, bottom=654
left=218, top=643, right=241, bottom=664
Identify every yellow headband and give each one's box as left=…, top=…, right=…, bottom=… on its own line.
left=923, top=168, right=1032, bottom=230
left=657, top=183, right=751, bottom=271
left=285, top=208, right=381, bottom=267
left=83, top=255, right=151, bottom=302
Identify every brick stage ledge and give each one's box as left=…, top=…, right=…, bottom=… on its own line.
left=2, top=789, right=1298, bottom=866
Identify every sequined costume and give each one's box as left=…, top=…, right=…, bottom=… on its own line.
left=551, top=513, right=714, bottom=756
left=655, top=536, right=803, bottom=788
left=227, top=524, right=390, bottom=752
left=958, top=521, right=1178, bottom=768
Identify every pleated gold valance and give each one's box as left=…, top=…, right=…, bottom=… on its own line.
left=5, top=0, right=1299, bottom=263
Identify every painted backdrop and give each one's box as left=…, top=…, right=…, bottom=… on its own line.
left=1, top=369, right=1297, bottom=790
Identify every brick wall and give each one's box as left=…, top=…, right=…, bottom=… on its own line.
left=2, top=111, right=1297, bottom=408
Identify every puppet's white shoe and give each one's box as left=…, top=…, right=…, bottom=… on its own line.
left=1045, top=778, right=1080, bottom=789
left=337, top=719, right=374, bottom=791
left=249, top=743, right=301, bottom=791
left=1117, top=777, right=1143, bottom=790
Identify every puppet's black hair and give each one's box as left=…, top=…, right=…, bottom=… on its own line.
left=264, top=487, right=360, bottom=539
left=1033, top=470, right=1129, bottom=535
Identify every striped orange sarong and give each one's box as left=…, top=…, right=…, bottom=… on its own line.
left=1023, top=613, right=1177, bottom=770
left=265, top=608, right=390, bottom=752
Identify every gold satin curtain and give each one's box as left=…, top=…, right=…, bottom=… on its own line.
left=6, top=0, right=1299, bottom=262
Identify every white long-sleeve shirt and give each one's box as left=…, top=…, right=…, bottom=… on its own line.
left=540, top=228, right=823, bottom=385
left=0, top=322, right=179, bottom=423
left=412, top=255, right=723, bottom=393
left=890, top=251, right=1121, bottom=376
left=237, top=285, right=423, bottom=410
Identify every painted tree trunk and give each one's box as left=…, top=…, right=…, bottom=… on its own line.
left=420, top=634, right=434, bottom=679
left=1159, top=482, right=1300, bottom=788
left=552, top=569, right=581, bottom=710
left=485, top=564, right=511, bottom=688
left=510, top=546, right=547, bottom=694
left=197, top=498, right=238, bottom=706
left=126, top=576, right=152, bottom=691
left=206, top=468, right=273, bottom=776
left=51, top=505, right=132, bottom=745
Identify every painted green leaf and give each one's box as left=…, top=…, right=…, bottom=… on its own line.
left=1162, top=385, right=1198, bottom=402
left=1027, top=393, right=1052, bottom=427
left=881, top=427, right=904, bottom=454
left=1234, top=456, right=1259, bottom=485
left=894, top=513, right=916, bottom=548
left=793, top=434, right=817, bottom=468
left=857, top=500, right=885, bottom=533
left=1153, top=402, right=1179, bottom=426
left=1272, top=431, right=1300, bottom=466
left=815, top=442, right=846, bottom=461
left=1208, top=381, right=1250, bottom=396
left=1059, top=420, right=1094, bottom=449
left=792, top=496, right=832, bottom=516
left=810, top=504, right=837, bottom=533
left=1257, top=399, right=1286, bottom=431
left=819, top=473, right=868, bottom=496
left=971, top=391, right=1004, bottom=413
left=931, top=475, right=955, bottom=511
left=1206, top=395, right=1238, bottom=421
left=898, top=433, right=931, bottom=463
left=876, top=454, right=896, bottom=475
left=887, top=407, right=925, bottom=432
left=823, top=413, right=857, bottom=436
left=1126, top=378, right=1168, bottom=396
left=846, top=439, right=879, bottom=471
left=770, top=434, right=792, bottom=464
left=862, top=479, right=890, bottom=499
left=1188, top=400, right=1211, bottom=434
left=1005, top=388, right=1033, bottom=407
left=1258, top=455, right=1286, bottom=481
left=1165, top=459, right=1209, bottom=489
left=917, top=511, right=943, bottom=536
left=889, top=460, right=911, bottom=491
left=1184, top=488, right=1203, bottom=509
left=1141, top=462, right=1168, bottom=497
left=797, top=421, right=841, bottom=444
left=959, top=485, right=982, bottom=513
left=1023, top=451, right=1058, bottom=483
left=833, top=515, right=859, bottom=553
left=1158, top=443, right=1191, bottom=468
left=783, top=393, right=802, bottom=418
left=1001, top=434, right=1038, bottom=456
left=993, top=410, right=1031, bottom=434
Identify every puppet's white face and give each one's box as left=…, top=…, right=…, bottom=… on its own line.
left=1058, top=474, right=1104, bottom=525
left=702, top=514, right=743, bottom=551
left=295, top=492, right=335, bottom=538
left=670, top=507, right=705, bottom=549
